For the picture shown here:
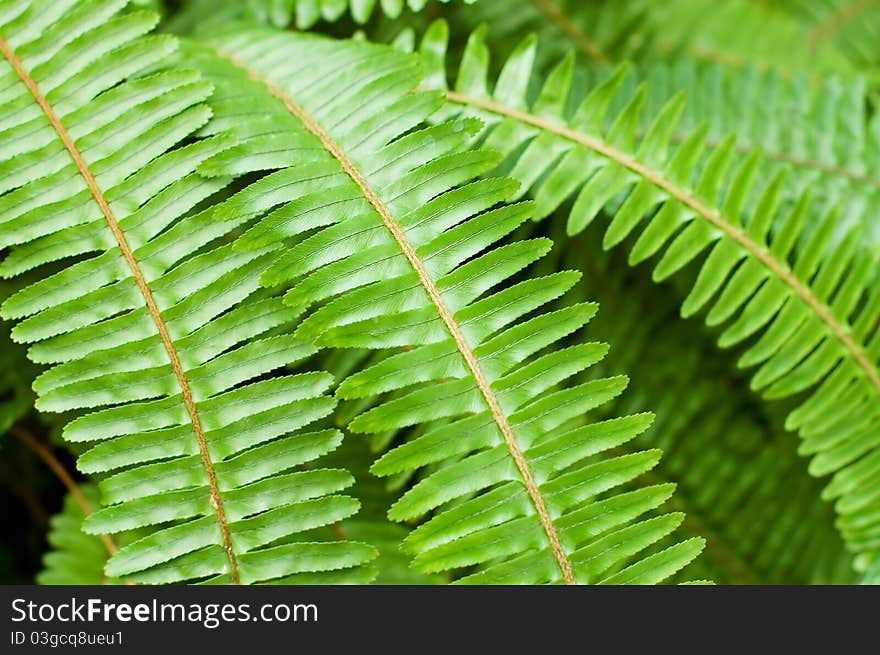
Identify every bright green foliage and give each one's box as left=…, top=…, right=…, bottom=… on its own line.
left=422, top=23, right=880, bottom=574
left=0, top=0, right=374, bottom=584
left=2, top=0, right=878, bottom=588
left=188, top=27, right=704, bottom=584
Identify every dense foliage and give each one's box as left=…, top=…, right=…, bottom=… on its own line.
left=1, top=0, right=878, bottom=585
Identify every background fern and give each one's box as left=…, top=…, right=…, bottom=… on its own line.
left=36, top=484, right=116, bottom=585
left=615, top=60, right=880, bottom=244
left=778, top=0, right=880, bottom=73
left=557, top=232, right=856, bottom=584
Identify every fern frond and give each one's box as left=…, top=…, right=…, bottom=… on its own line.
left=189, top=27, right=704, bottom=584
left=397, top=28, right=878, bottom=241
left=37, top=484, right=115, bottom=585
left=424, top=24, right=880, bottom=574
left=443, top=0, right=853, bottom=75
left=0, top=0, right=375, bottom=584
left=445, top=0, right=647, bottom=66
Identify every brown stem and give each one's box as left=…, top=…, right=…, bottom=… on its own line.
left=530, top=0, right=609, bottom=64
left=10, top=424, right=117, bottom=556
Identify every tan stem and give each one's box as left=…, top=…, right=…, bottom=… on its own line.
left=10, top=425, right=117, bottom=557
left=444, top=90, right=880, bottom=401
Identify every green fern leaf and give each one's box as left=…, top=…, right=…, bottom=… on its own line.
left=0, top=0, right=376, bottom=584
left=36, top=484, right=117, bottom=585
left=188, top=27, right=704, bottom=584
left=423, top=23, right=880, bottom=574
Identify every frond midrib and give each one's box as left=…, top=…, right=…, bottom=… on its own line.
left=0, top=33, right=241, bottom=584
left=443, top=90, right=880, bottom=401
left=215, top=48, right=578, bottom=585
